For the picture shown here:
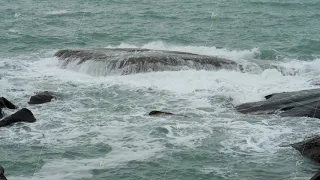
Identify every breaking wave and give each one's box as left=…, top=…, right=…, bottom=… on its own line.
left=55, top=41, right=320, bottom=77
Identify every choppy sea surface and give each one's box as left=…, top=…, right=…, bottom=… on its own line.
left=1, top=0, right=320, bottom=179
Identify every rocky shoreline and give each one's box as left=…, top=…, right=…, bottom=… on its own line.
left=1, top=48, right=320, bottom=179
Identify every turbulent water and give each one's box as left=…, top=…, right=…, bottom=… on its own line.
left=1, top=0, right=320, bottom=179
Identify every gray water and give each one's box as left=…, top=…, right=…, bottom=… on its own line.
left=1, top=0, right=320, bottom=179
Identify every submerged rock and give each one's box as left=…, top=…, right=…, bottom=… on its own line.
left=149, top=110, right=175, bottom=116
left=54, top=48, right=242, bottom=75
left=309, top=78, right=320, bottom=86
left=149, top=110, right=187, bottom=117
left=291, top=136, right=320, bottom=163
left=0, top=97, right=18, bottom=119
left=310, top=171, right=320, bottom=180
left=28, top=91, right=55, bottom=105
left=235, top=88, right=320, bottom=119
left=0, top=165, right=7, bottom=180
left=0, top=108, right=36, bottom=127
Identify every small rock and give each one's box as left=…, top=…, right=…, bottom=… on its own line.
left=0, top=165, right=7, bottom=180
left=149, top=110, right=174, bottom=116
left=28, top=91, right=55, bottom=105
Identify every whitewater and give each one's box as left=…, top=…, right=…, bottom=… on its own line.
left=0, top=42, right=320, bottom=179
left=2, top=0, right=320, bottom=179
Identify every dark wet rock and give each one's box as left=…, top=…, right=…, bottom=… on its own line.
left=149, top=110, right=175, bottom=116
left=0, top=165, right=7, bottom=180
left=264, top=93, right=275, bottom=100
left=0, top=110, right=3, bottom=119
left=236, top=88, right=320, bottom=119
left=310, top=171, right=320, bottom=180
left=54, top=48, right=242, bottom=75
left=149, top=110, right=188, bottom=117
left=0, top=97, right=17, bottom=109
left=0, top=97, right=18, bottom=119
left=291, top=137, right=320, bottom=179
left=291, top=136, right=320, bottom=163
left=0, top=108, right=36, bottom=127
left=28, top=91, right=55, bottom=105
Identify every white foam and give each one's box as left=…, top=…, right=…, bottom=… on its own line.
left=2, top=43, right=320, bottom=179
left=46, top=10, right=69, bottom=15
left=219, top=118, right=293, bottom=153
left=278, top=58, right=320, bottom=77
left=22, top=47, right=316, bottom=105
left=105, top=41, right=260, bottom=61
left=94, top=69, right=311, bottom=104
left=14, top=12, right=20, bottom=18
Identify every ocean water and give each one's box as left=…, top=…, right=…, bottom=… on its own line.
left=1, top=0, right=320, bottom=179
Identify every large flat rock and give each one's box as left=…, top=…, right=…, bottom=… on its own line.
left=54, top=48, right=241, bottom=75
left=236, top=88, right=320, bottom=119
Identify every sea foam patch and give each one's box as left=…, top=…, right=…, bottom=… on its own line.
left=1, top=43, right=320, bottom=180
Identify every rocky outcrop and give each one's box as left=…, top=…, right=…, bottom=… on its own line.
left=28, top=91, right=55, bottom=105
left=291, top=136, right=320, bottom=180
left=0, top=108, right=36, bottom=127
left=291, top=136, right=320, bottom=163
left=54, top=48, right=242, bottom=75
left=0, top=97, right=17, bottom=109
left=236, top=88, right=320, bottom=119
left=310, top=171, right=320, bottom=180
left=0, top=97, right=18, bottom=119
left=0, top=165, right=7, bottom=180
